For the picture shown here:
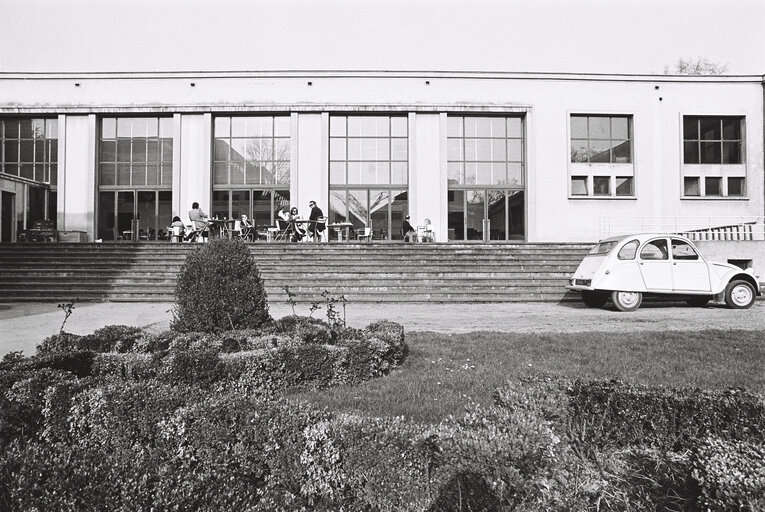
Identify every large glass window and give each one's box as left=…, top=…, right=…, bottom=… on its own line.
left=1, top=118, right=58, bottom=185
left=329, top=115, right=408, bottom=240
left=682, top=116, right=746, bottom=198
left=214, top=116, right=291, bottom=186
left=98, top=117, right=173, bottom=240
left=211, top=189, right=290, bottom=228
left=447, top=115, right=525, bottom=241
left=447, top=116, right=524, bottom=186
left=99, top=117, right=173, bottom=188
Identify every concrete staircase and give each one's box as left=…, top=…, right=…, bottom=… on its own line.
left=0, top=242, right=591, bottom=303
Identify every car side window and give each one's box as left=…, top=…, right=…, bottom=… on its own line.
left=671, top=239, right=699, bottom=260
left=617, top=240, right=639, bottom=260
left=640, top=239, right=668, bottom=260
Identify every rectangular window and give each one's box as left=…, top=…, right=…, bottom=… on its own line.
left=99, top=117, right=173, bottom=188
left=329, top=115, right=407, bottom=185
left=570, top=115, right=632, bottom=164
left=684, top=177, right=700, bottom=197
left=571, top=176, right=588, bottom=196
left=1, top=118, right=58, bottom=185
left=615, top=177, right=634, bottom=196
left=593, top=176, right=610, bottom=196
left=682, top=115, right=746, bottom=199
left=213, top=116, right=290, bottom=187
left=447, top=116, right=524, bottom=187
left=683, top=116, right=743, bottom=164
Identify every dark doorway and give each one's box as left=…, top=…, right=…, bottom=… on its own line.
left=1, top=191, right=15, bottom=242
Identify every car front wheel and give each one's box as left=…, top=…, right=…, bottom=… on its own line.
left=612, top=291, right=642, bottom=312
left=581, top=291, right=609, bottom=308
left=724, top=280, right=756, bottom=309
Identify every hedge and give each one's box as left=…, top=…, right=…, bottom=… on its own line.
left=567, top=380, right=765, bottom=450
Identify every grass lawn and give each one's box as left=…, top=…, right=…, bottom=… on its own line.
left=292, top=329, right=765, bottom=424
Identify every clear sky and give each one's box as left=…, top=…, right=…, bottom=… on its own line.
left=1, top=0, right=763, bottom=75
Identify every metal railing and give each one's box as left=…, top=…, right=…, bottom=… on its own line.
left=599, top=216, right=765, bottom=241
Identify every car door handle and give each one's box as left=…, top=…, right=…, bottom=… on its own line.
left=673, top=262, right=677, bottom=265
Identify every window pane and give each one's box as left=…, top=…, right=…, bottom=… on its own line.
left=700, top=142, right=721, bottom=164
left=699, top=117, right=721, bottom=140
left=490, top=118, right=506, bottom=137
left=491, top=162, right=507, bottom=185
left=329, top=138, right=346, bottom=160
left=683, top=141, right=699, bottom=164
left=589, top=117, right=610, bottom=139
left=447, top=117, right=463, bottom=137
left=476, top=162, right=491, bottom=184
left=507, top=117, right=523, bottom=138
left=448, top=189, right=465, bottom=240
left=672, top=240, right=698, bottom=260
left=571, top=176, right=588, bottom=195
left=20, top=140, right=34, bottom=162
left=246, top=117, right=272, bottom=137
left=391, top=162, right=407, bottom=184
left=722, top=117, right=740, bottom=140
left=31, top=119, right=46, bottom=139
left=570, top=116, right=588, bottom=139
left=615, top=177, right=633, bottom=196
left=705, top=177, right=722, bottom=196
left=722, top=141, right=740, bottom=164
left=20, top=164, right=33, bottom=179
left=231, top=117, right=246, bottom=137
left=640, top=239, right=668, bottom=260
left=684, top=177, right=700, bottom=196
left=611, top=117, right=629, bottom=139
left=100, top=141, right=116, bottom=162
left=683, top=117, right=698, bottom=140
left=159, top=117, right=173, bottom=138
left=612, top=140, right=631, bottom=163
left=146, top=163, right=158, bottom=186
left=117, top=163, right=131, bottom=185
left=391, top=138, right=407, bottom=160
left=390, top=117, right=407, bottom=137
left=131, top=164, right=146, bottom=186
left=117, top=139, right=131, bottom=161
left=571, top=140, right=588, bottom=162
left=212, top=190, right=229, bottom=219
left=329, top=117, right=346, bottom=137
left=447, top=162, right=463, bottom=185
left=330, top=162, right=346, bottom=184
left=4, top=140, right=18, bottom=162
left=19, top=119, right=33, bottom=138
left=131, top=140, right=146, bottom=162
left=464, top=163, right=477, bottom=184
left=589, top=140, right=612, bottom=163
left=593, top=176, right=610, bottom=195
left=4, top=120, right=19, bottom=138
left=214, top=117, right=230, bottom=137
left=213, top=162, right=228, bottom=184
left=507, top=163, right=523, bottom=187
left=147, top=140, right=159, bottom=162
left=100, top=163, right=115, bottom=186
left=728, top=177, right=745, bottom=196
left=102, top=118, right=116, bottom=138
left=230, top=162, right=245, bottom=184
left=232, top=190, right=251, bottom=220
left=274, top=116, right=291, bottom=137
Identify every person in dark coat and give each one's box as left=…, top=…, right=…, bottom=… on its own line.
left=402, top=215, right=416, bottom=242
left=307, top=200, right=325, bottom=242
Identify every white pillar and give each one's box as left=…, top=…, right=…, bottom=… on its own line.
left=409, top=113, right=447, bottom=241
left=294, top=113, right=328, bottom=215
left=176, top=113, right=212, bottom=222
left=58, top=114, right=97, bottom=240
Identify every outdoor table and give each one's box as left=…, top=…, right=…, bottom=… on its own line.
left=207, top=219, right=233, bottom=239
left=328, top=222, right=353, bottom=242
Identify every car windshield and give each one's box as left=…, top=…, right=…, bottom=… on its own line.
left=587, top=241, right=618, bottom=255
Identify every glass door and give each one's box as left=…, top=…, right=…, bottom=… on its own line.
left=448, top=188, right=524, bottom=241
left=98, top=190, right=171, bottom=241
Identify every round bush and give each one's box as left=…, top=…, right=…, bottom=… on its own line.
left=171, top=238, right=270, bottom=333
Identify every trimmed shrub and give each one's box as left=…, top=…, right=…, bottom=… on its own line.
left=36, top=332, right=103, bottom=354
left=159, top=347, right=222, bottom=387
left=567, top=381, right=765, bottom=450
left=91, top=353, right=159, bottom=381
left=692, top=438, right=765, bottom=511
left=273, top=315, right=335, bottom=345
left=28, top=351, right=95, bottom=378
left=130, top=330, right=178, bottom=353
left=171, top=238, right=270, bottom=333
left=91, top=325, right=144, bottom=353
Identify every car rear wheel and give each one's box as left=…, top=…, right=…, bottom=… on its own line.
left=686, top=296, right=711, bottom=307
left=581, top=291, right=609, bottom=308
left=724, top=280, right=756, bottom=309
left=611, top=291, right=642, bottom=312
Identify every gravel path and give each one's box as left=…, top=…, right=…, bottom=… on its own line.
left=1, top=300, right=764, bottom=357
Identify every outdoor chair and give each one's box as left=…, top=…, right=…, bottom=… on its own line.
left=170, top=226, right=183, bottom=243
left=274, top=219, right=291, bottom=242
left=356, top=227, right=372, bottom=242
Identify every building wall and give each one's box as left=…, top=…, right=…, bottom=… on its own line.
left=1, top=71, right=762, bottom=242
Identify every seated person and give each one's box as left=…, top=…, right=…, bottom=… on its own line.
left=289, top=207, right=305, bottom=242
left=422, top=218, right=435, bottom=242
left=170, top=216, right=185, bottom=242
left=239, top=214, right=254, bottom=240
left=187, top=202, right=209, bottom=241
left=307, top=200, right=325, bottom=241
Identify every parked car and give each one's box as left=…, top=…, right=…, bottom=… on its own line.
left=567, top=234, right=762, bottom=311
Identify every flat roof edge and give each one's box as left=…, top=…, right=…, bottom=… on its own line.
left=0, top=70, right=762, bottom=83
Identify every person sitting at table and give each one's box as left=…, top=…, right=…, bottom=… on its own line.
left=187, top=202, right=210, bottom=241
left=289, top=207, right=305, bottom=242
left=307, top=200, right=325, bottom=242
left=239, top=214, right=254, bottom=241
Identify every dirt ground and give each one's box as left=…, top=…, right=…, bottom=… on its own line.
left=1, top=299, right=764, bottom=357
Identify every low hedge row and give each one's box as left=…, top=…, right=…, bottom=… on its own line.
left=566, top=380, right=765, bottom=450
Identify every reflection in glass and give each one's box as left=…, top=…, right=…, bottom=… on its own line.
left=728, top=177, right=745, bottom=196
left=705, top=177, right=722, bottom=196
left=98, top=191, right=116, bottom=240
left=251, top=190, right=270, bottom=227
left=232, top=190, right=251, bottom=220
left=448, top=190, right=465, bottom=240
left=137, top=191, right=156, bottom=240
left=487, top=190, right=505, bottom=240
left=158, top=191, right=172, bottom=238
left=466, top=190, right=485, bottom=240
left=701, top=142, right=721, bottom=164
left=699, top=118, right=721, bottom=140
left=593, top=176, right=610, bottom=195
left=369, top=190, right=389, bottom=240
left=348, top=190, right=368, bottom=232
left=116, top=191, right=135, bottom=240
left=390, top=190, right=407, bottom=240
left=571, top=176, right=588, bottom=195
left=615, top=177, right=633, bottom=196
left=683, top=177, right=700, bottom=196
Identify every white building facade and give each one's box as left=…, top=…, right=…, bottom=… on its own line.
left=0, top=71, right=763, bottom=243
